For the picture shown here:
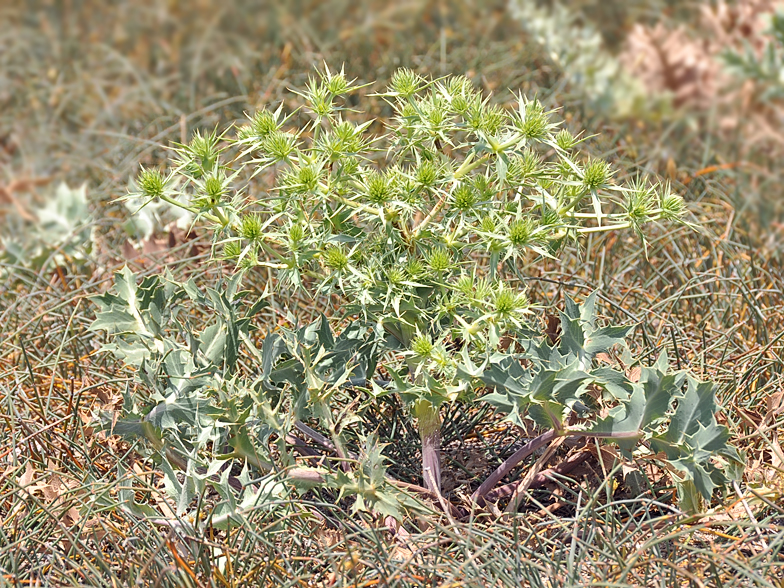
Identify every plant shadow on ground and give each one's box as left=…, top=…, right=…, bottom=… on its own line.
left=1, top=0, right=783, bottom=586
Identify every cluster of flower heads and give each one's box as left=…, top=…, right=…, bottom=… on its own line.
left=133, top=66, right=686, bottom=356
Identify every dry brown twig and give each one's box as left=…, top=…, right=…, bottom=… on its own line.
left=0, top=176, right=51, bottom=222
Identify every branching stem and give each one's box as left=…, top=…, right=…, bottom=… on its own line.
left=471, top=429, right=557, bottom=502
left=472, top=427, right=644, bottom=503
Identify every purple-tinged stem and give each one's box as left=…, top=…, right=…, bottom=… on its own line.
left=471, top=429, right=557, bottom=504
left=414, top=401, right=442, bottom=494
left=482, top=449, right=591, bottom=504
left=473, top=427, right=644, bottom=505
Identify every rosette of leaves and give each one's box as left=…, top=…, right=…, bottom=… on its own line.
left=464, top=293, right=742, bottom=512
left=92, top=267, right=741, bottom=517
left=90, top=267, right=415, bottom=522
left=129, top=65, right=690, bottom=496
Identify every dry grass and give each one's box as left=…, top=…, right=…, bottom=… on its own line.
left=1, top=1, right=783, bottom=586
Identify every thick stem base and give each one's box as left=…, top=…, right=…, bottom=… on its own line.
left=415, top=402, right=442, bottom=494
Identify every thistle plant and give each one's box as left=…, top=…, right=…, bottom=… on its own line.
left=722, top=11, right=784, bottom=99
left=1, top=182, right=96, bottom=277
left=507, top=0, right=657, bottom=118
left=122, top=65, right=697, bottom=497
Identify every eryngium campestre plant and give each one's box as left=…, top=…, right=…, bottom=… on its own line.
left=131, top=65, right=690, bottom=495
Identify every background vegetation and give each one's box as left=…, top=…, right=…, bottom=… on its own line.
left=1, top=0, right=782, bottom=586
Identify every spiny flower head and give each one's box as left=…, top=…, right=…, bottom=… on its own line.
left=406, top=258, right=425, bottom=280
left=480, top=104, right=506, bottom=136
left=582, top=159, right=611, bottom=190
left=261, top=131, right=297, bottom=161
left=479, top=215, right=497, bottom=233
left=493, top=285, right=527, bottom=318
left=416, top=160, right=438, bottom=187
left=333, top=121, right=363, bottom=154
left=508, top=218, right=537, bottom=248
left=447, top=75, right=475, bottom=114
left=556, top=128, right=577, bottom=151
left=240, top=213, right=264, bottom=241
left=398, top=102, right=420, bottom=124
left=297, top=165, right=319, bottom=192
left=506, top=153, right=537, bottom=186
left=288, top=223, right=305, bottom=245
left=540, top=207, right=561, bottom=228
left=472, top=174, right=495, bottom=200
left=238, top=247, right=258, bottom=269
left=137, top=167, right=167, bottom=200
left=386, top=267, right=406, bottom=286
left=179, top=129, right=222, bottom=177
left=250, top=109, right=279, bottom=138
left=365, top=171, right=392, bottom=205
left=465, top=99, right=486, bottom=132
left=454, top=273, right=475, bottom=297
left=223, top=240, right=242, bottom=260
left=204, top=174, right=226, bottom=203
left=427, top=247, right=451, bottom=274
left=324, top=245, right=349, bottom=272
left=423, top=94, right=449, bottom=129
left=516, top=99, right=550, bottom=140
left=390, top=68, right=425, bottom=98
left=556, top=158, right=578, bottom=181
left=325, top=70, right=349, bottom=96
left=304, top=76, right=333, bottom=117
left=447, top=75, right=473, bottom=97
left=625, top=183, right=656, bottom=224
left=411, top=334, right=434, bottom=358
left=660, top=190, right=686, bottom=221
left=453, top=184, right=477, bottom=212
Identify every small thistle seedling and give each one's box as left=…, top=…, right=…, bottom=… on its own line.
left=126, top=65, right=696, bottom=496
